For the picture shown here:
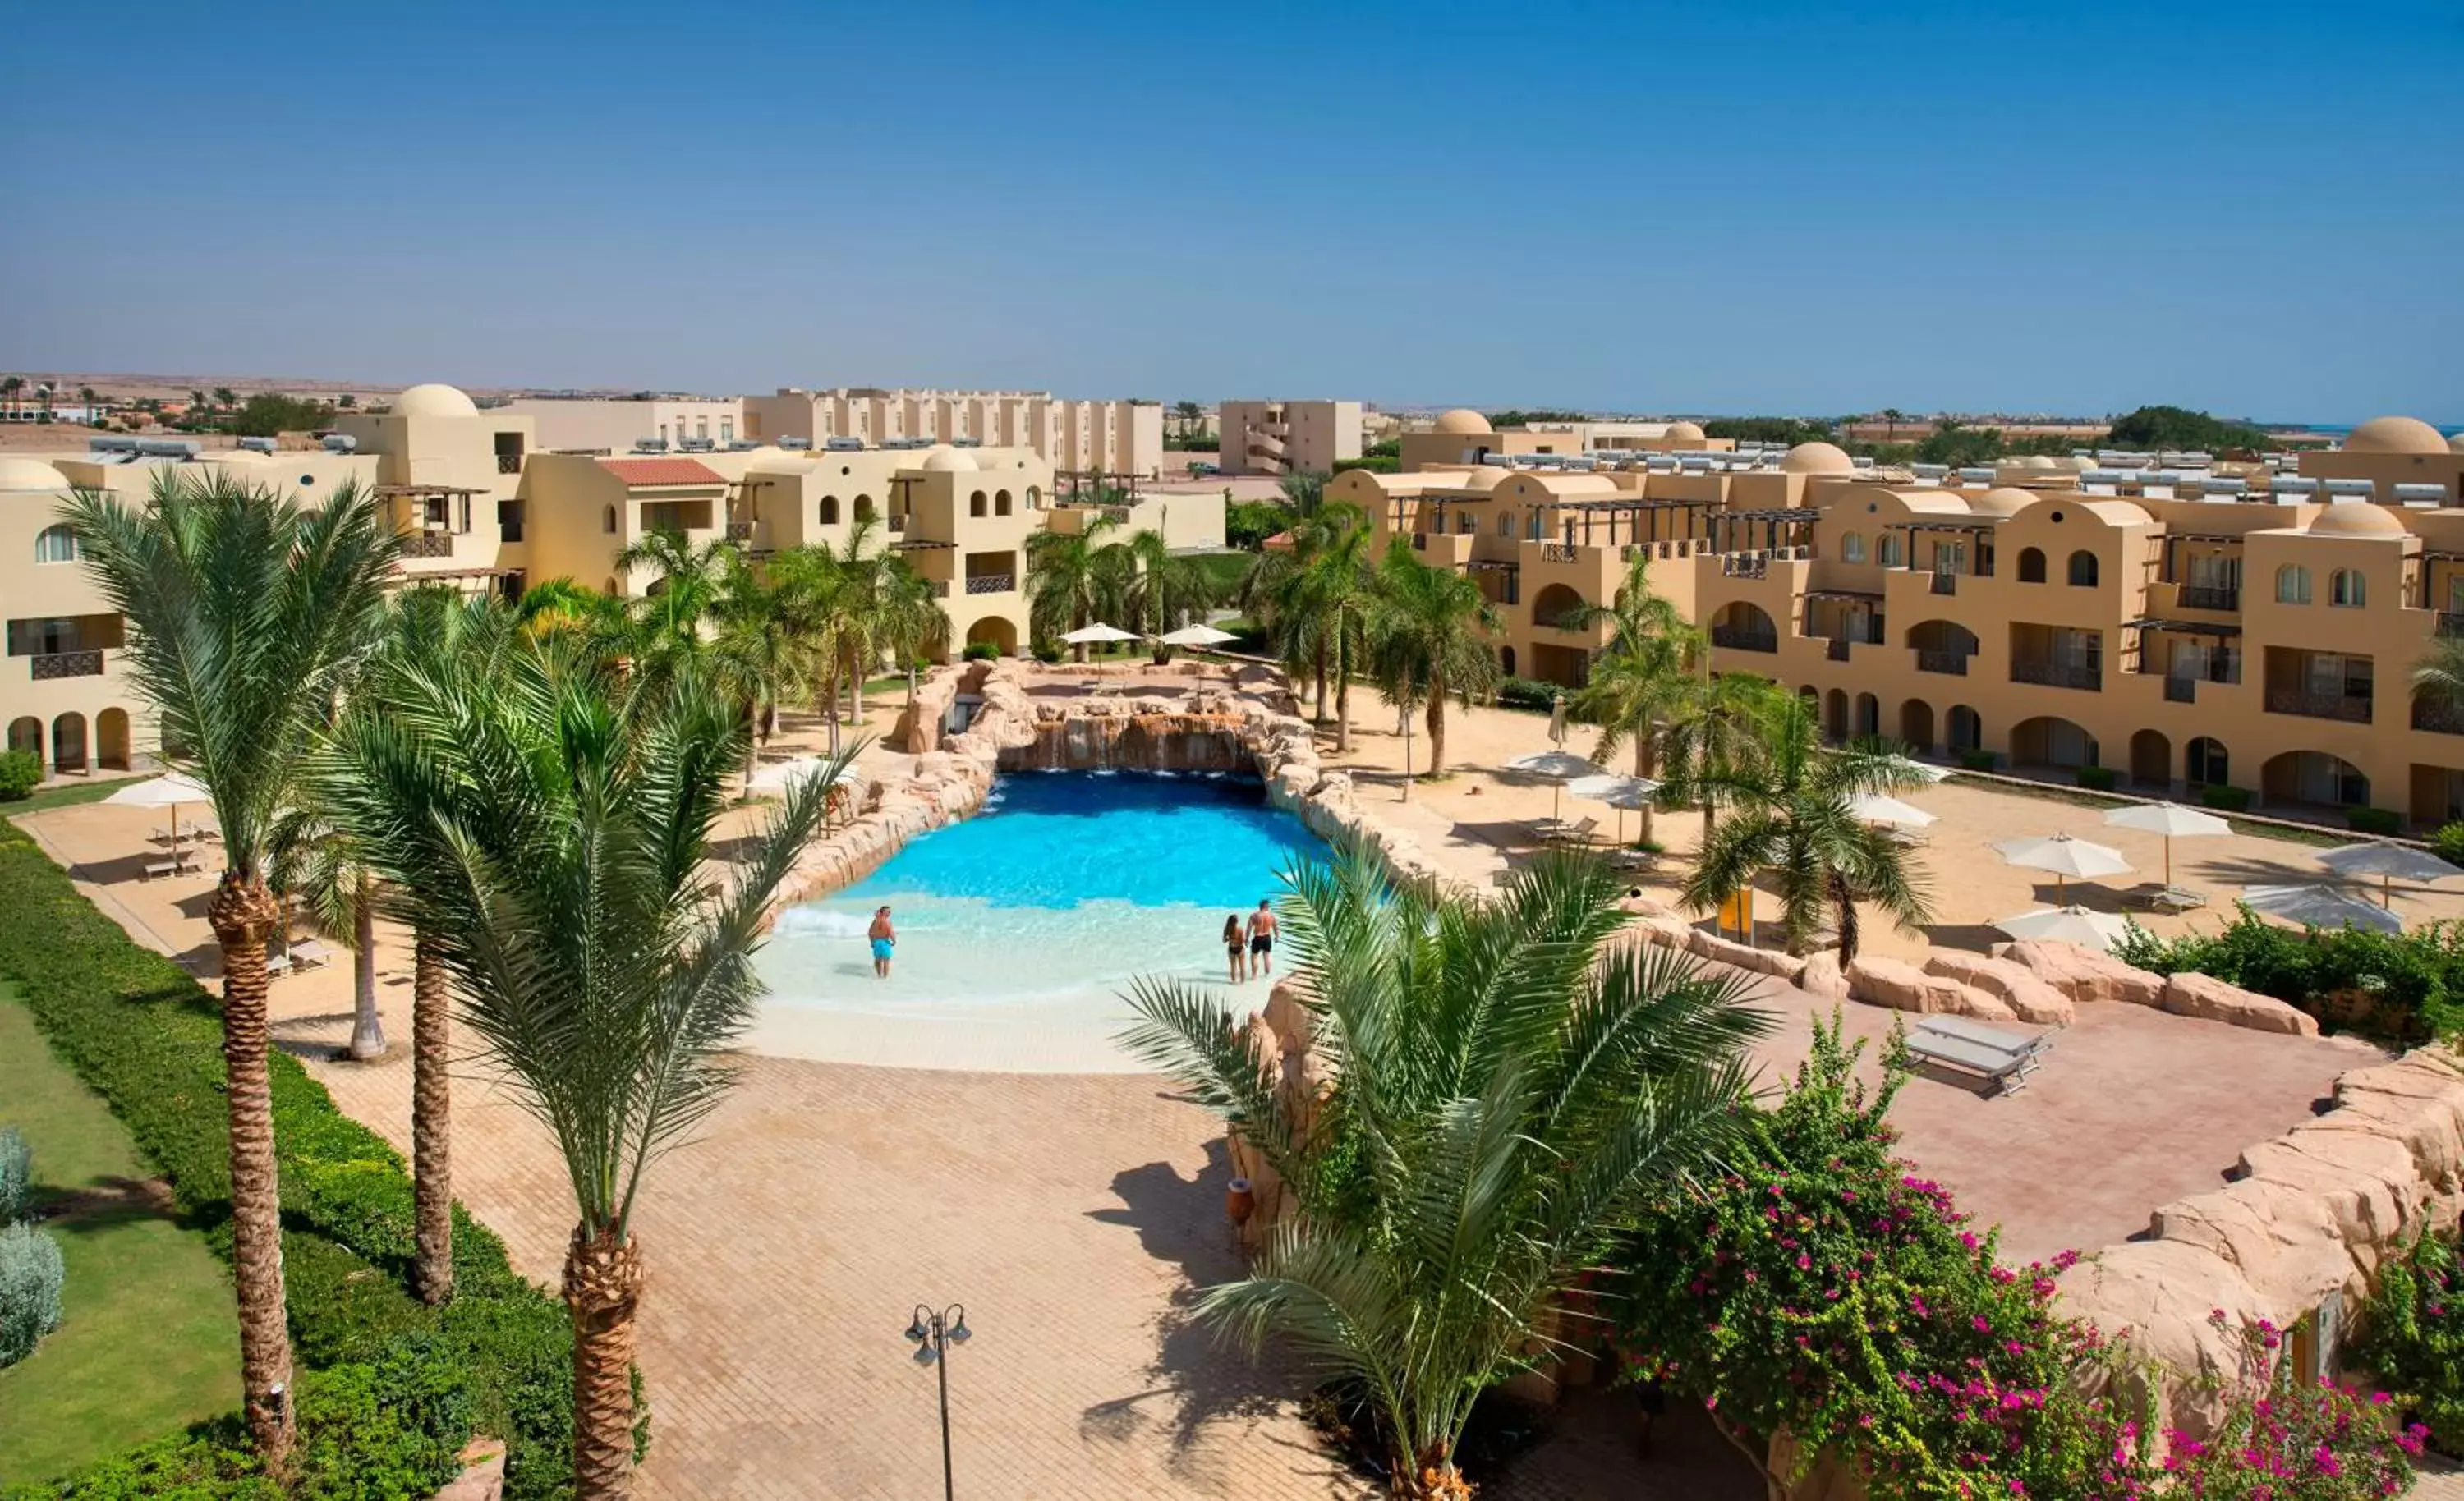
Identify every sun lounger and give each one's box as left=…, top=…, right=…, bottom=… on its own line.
left=288, top=940, right=334, bottom=971
left=1542, top=817, right=1600, bottom=847
left=1903, top=1028, right=2035, bottom=1096
left=1914, top=1014, right=2052, bottom=1063
left=142, top=851, right=198, bottom=880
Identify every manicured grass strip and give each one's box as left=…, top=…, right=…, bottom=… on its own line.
left=0, top=776, right=152, bottom=819
left=0, top=987, right=241, bottom=1485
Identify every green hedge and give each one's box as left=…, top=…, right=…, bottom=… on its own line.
left=2076, top=765, right=2117, bottom=792
left=2199, top=783, right=2252, bottom=812
left=0, top=826, right=581, bottom=1499
left=2113, top=903, right=2464, bottom=1044
left=2348, top=806, right=2403, bottom=836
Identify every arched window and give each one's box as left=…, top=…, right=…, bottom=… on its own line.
left=1877, top=533, right=1905, bottom=567
left=2016, top=547, right=2046, bottom=583
left=602, top=576, right=618, bottom=595
left=818, top=495, right=839, bottom=526
left=1526, top=511, right=1543, bottom=541
left=1024, top=486, right=1041, bottom=509
left=32, top=525, right=77, bottom=564
left=2330, top=568, right=2365, bottom=608
left=854, top=494, right=877, bottom=522
left=995, top=489, right=1012, bottom=516
left=601, top=505, right=617, bottom=535
left=2066, top=549, right=2099, bottom=587
left=1455, top=512, right=1474, bottom=534
left=2276, top=564, right=2311, bottom=604
left=969, top=490, right=987, bottom=518
left=1841, top=532, right=1865, bottom=563
left=1497, top=512, right=1513, bottom=537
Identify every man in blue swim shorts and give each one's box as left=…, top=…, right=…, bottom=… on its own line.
left=867, top=904, right=896, bottom=979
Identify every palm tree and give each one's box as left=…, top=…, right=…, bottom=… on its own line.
left=1566, top=558, right=1701, bottom=843
left=1661, top=671, right=1786, bottom=839
left=1294, top=511, right=1378, bottom=751
left=266, top=804, right=387, bottom=1062
left=1025, top=513, right=1125, bottom=662
left=1683, top=693, right=1935, bottom=962
left=1124, top=527, right=1216, bottom=648
left=213, top=385, right=237, bottom=411
left=328, top=650, right=853, bottom=1499
left=614, top=529, right=740, bottom=649
left=1244, top=503, right=1368, bottom=723
left=1368, top=543, right=1501, bottom=781
left=1121, top=845, right=1771, bottom=1497
left=65, top=469, right=400, bottom=1464
left=2413, top=637, right=2464, bottom=730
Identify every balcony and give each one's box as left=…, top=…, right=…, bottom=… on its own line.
left=1101, top=506, right=1133, bottom=525
left=1825, top=638, right=1850, bottom=663
left=726, top=521, right=753, bottom=543
left=497, top=453, right=523, bottom=475
left=1719, top=554, right=1769, bottom=580
left=2414, top=700, right=2464, bottom=735
left=965, top=573, right=1014, bottom=595
left=1539, top=542, right=1580, bottom=564
left=2267, top=688, right=2372, bottom=723
left=1915, top=650, right=1971, bottom=677
left=2010, top=659, right=2102, bottom=691
left=887, top=516, right=908, bottom=534
left=30, top=650, right=103, bottom=680
left=1710, top=625, right=1777, bottom=654
left=2164, top=677, right=2195, bottom=704
left=2178, top=585, right=2241, bottom=612
left=400, top=531, right=455, bottom=558
left=1928, top=572, right=1957, bottom=597
left=2440, top=612, right=2464, bottom=640
left=927, top=580, right=950, bottom=599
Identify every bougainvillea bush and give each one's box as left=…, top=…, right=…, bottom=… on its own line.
left=1605, top=1013, right=2423, bottom=1499
left=2353, top=1226, right=2464, bottom=1456
left=2168, top=1312, right=2425, bottom=1499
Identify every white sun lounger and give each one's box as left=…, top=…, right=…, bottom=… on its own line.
left=288, top=939, right=335, bottom=971
left=1903, top=1028, right=2035, bottom=1097
left=1915, top=1014, right=2053, bottom=1061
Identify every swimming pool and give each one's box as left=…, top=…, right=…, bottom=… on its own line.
left=748, top=771, right=1331, bottom=1072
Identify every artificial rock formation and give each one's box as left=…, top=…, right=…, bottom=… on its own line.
left=2158, top=973, right=2320, bottom=1036
left=1922, top=952, right=2076, bottom=1026
left=1988, top=939, right=2165, bottom=1008
left=1847, top=955, right=2014, bottom=1021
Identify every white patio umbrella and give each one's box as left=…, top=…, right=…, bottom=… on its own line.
left=2241, top=884, right=2404, bottom=936
left=1566, top=772, right=1661, bottom=845
left=1993, top=832, right=2134, bottom=903
left=1846, top=792, right=1937, bottom=829
left=2103, top=802, right=2232, bottom=893
left=1506, top=750, right=1601, bottom=819
left=104, top=772, right=214, bottom=850
left=1060, top=622, right=1141, bottom=645
left=1875, top=755, right=1952, bottom=785
left=1157, top=623, right=1236, bottom=648
left=2318, top=842, right=2464, bottom=910
left=1995, top=905, right=2133, bottom=952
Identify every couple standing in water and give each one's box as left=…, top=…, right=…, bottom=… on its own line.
left=1222, top=899, right=1277, bottom=984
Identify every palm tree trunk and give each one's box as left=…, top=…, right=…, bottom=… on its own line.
left=1635, top=737, right=1658, bottom=846
left=207, top=874, right=295, bottom=1466
left=1425, top=677, right=1447, bottom=781
left=347, top=884, right=385, bottom=1061
left=1831, top=869, right=1861, bottom=968
left=413, top=930, right=453, bottom=1305
left=1335, top=666, right=1352, bottom=754
left=1312, top=640, right=1330, bottom=724
left=565, top=1224, right=646, bottom=1500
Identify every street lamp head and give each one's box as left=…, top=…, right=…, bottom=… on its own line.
left=946, top=1309, right=970, bottom=1344
left=913, top=1342, right=940, bottom=1367
left=903, top=1311, right=931, bottom=1345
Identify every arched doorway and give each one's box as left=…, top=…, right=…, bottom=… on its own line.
left=97, top=708, right=131, bottom=772
left=1531, top=583, right=1587, bottom=632
left=1824, top=689, right=1849, bottom=742
left=1899, top=700, right=1935, bottom=752
left=1711, top=602, right=1778, bottom=652
left=1947, top=705, right=1982, bottom=755
left=2262, top=750, right=2369, bottom=810
left=6, top=716, right=38, bottom=759
left=1854, top=693, right=1880, bottom=739
left=1499, top=645, right=1517, bottom=677
left=2128, top=729, right=2172, bottom=788
left=49, top=712, right=86, bottom=774
left=964, top=617, right=1018, bottom=657
left=2010, top=715, right=2097, bottom=770
left=2186, top=737, right=2229, bottom=787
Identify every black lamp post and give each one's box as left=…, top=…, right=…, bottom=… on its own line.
left=903, top=1303, right=972, bottom=1500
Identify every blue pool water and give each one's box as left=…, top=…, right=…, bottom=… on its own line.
left=750, top=772, right=1331, bottom=1071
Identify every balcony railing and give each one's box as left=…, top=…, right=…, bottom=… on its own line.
left=725, top=521, right=753, bottom=542
left=2266, top=688, right=2373, bottom=723
left=1826, top=638, right=1850, bottom=662
left=496, top=453, right=523, bottom=475
left=887, top=515, right=908, bottom=533
left=1539, top=542, right=1580, bottom=563
left=965, top=573, right=1014, bottom=595
left=1101, top=506, right=1133, bottom=525
left=2439, top=611, right=2464, bottom=640
left=30, top=650, right=103, bottom=680
left=927, top=580, right=950, bottom=598
left=2414, top=700, right=2464, bottom=735
left=1928, top=571, right=1957, bottom=596
left=2178, top=584, right=2241, bottom=612
left=1915, top=650, right=1971, bottom=676
left=1411, top=532, right=1427, bottom=551
left=2164, top=677, right=2195, bottom=703
left=1710, top=626, right=1777, bottom=654
left=2010, top=659, right=2102, bottom=691
left=400, top=531, right=455, bottom=558
left=1719, top=554, right=1769, bottom=579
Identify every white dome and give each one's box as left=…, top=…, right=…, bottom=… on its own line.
left=0, top=457, right=70, bottom=492
left=393, top=383, right=479, bottom=419
left=918, top=444, right=977, bottom=472
left=1778, top=441, right=1854, bottom=475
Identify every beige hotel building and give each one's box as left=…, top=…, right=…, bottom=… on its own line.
left=742, top=388, right=1164, bottom=480
left=1345, top=410, right=2464, bottom=827
left=3, top=383, right=1220, bottom=780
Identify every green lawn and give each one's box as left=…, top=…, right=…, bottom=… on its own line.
left=0, top=985, right=241, bottom=1486
left=0, top=774, right=151, bottom=819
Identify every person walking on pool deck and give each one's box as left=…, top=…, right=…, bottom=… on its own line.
left=1222, top=914, right=1247, bottom=984
left=868, top=905, right=895, bottom=979
left=1246, top=898, right=1277, bottom=977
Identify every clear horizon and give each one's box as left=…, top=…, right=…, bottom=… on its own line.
left=2, top=0, right=2455, bottom=423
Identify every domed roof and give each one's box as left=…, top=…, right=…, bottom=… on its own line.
left=1455, top=466, right=1510, bottom=491
left=2449, top=432, right=2464, bottom=455
left=1971, top=487, right=2037, bottom=516
left=1778, top=441, right=1854, bottom=475
left=2020, top=456, right=2059, bottom=470
left=393, top=383, right=479, bottom=419
left=2063, top=455, right=2099, bottom=470
left=2343, top=416, right=2448, bottom=456
left=0, top=457, right=69, bottom=493
left=1432, top=408, right=1492, bottom=435
left=1662, top=420, right=1707, bottom=443
left=917, top=444, right=977, bottom=472
left=2308, top=501, right=2406, bottom=537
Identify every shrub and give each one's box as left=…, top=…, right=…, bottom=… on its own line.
left=960, top=640, right=999, bottom=662
left=2112, top=903, right=2464, bottom=1043
left=2347, top=806, right=2402, bottom=836
left=1958, top=749, right=1997, bottom=772
left=2432, top=822, right=2464, bottom=870
left=0, top=750, right=40, bottom=801
left=0, top=1124, right=28, bottom=1222
left=1493, top=677, right=1561, bottom=712
left=2356, top=1228, right=2464, bottom=1454
left=0, top=825, right=581, bottom=1496
left=2076, top=765, right=2117, bottom=792
left=2199, top=783, right=2253, bottom=812
left=0, top=1220, right=66, bottom=1367
left=2166, top=1312, right=2425, bottom=1494
left=1030, top=640, right=1063, bottom=664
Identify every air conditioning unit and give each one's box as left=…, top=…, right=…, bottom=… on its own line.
left=322, top=434, right=358, bottom=453
left=238, top=435, right=278, bottom=454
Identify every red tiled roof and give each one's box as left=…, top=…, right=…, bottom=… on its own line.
left=596, top=457, right=725, bottom=487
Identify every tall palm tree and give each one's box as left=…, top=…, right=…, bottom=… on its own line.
left=1683, top=693, right=1935, bottom=962
left=2412, top=637, right=2464, bottom=730
left=327, top=650, right=853, bottom=1500
left=1661, top=671, right=1786, bottom=839
left=1368, top=543, right=1501, bottom=781
left=1026, top=513, right=1124, bottom=662
left=65, top=469, right=400, bottom=1464
left=1297, top=510, right=1378, bottom=751
left=1566, top=558, right=1701, bottom=843
left=614, top=530, right=741, bottom=655
left=1124, top=527, right=1217, bottom=647
left=1122, top=845, right=1770, bottom=1498
left=1245, top=503, right=1368, bottom=723
left=266, top=803, right=388, bottom=1063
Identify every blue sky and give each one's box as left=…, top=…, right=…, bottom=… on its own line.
left=2, top=0, right=2457, bottom=420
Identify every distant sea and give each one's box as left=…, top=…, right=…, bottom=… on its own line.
left=2264, top=421, right=2462, bottom=438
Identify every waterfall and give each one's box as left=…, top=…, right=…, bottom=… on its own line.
left=1001, top=714, right=1260, bottom=773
